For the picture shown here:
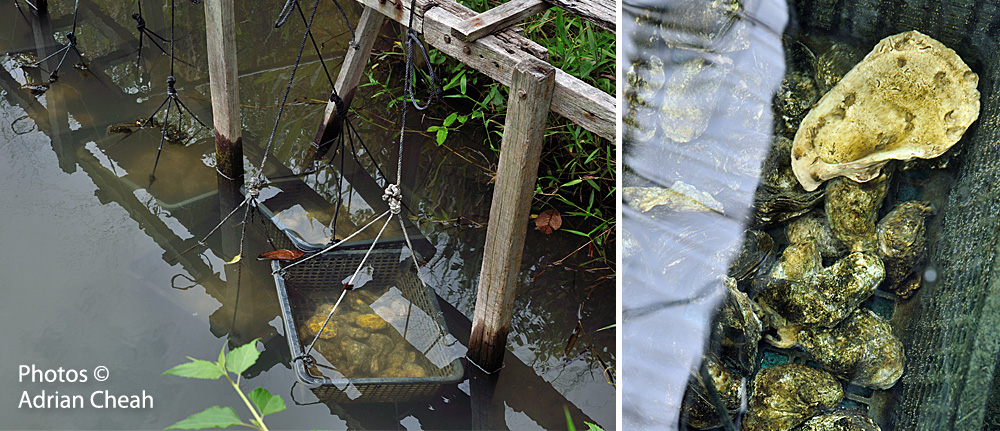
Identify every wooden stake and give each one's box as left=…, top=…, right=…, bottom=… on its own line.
left=468, top=57, right=555, bottom=372
left=313, top=6, right=384, bottom=150
left=203, top=0, right=243, bottom=184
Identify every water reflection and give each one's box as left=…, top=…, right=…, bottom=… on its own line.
left=622, top=0, right=787, bottom=428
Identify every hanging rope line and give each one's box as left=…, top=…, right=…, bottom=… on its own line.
left=32, top=0, right=82, bottom=83
left=286, top=0, right=442, bottom=366
left=135, top=0, right=210, bottom=182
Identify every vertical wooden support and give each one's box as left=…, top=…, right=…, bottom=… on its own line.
left=468, top=57, right=555, bottom=372
left=313, top=6, right=384, bottom=148
left=204, top=0, right=243, bottom=185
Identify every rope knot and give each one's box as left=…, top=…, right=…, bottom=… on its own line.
left=65, top=32, right=76, bottom=46
left=166, top=75, right=177, bottom=97
left=248, top=175, right=265, bottom=199
left=132, top=13, right=146, bottom=30
left=383, top=184, right=402, bottom=215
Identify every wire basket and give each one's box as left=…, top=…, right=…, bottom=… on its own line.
left=271, top=240, right=464, bottom=403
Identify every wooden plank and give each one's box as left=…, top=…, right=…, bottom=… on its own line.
left=451, top=0, right=549, bottom=42
left=203, top=0, right=243, bottom=183
left=544, top=0, right=614, bottom=32
left=468, top=57, right=556, bottom=372
left=424, top=7, right=614, bottom=140
left=335, top=6, right=385, bottom=101
left=312, top=6, right=384, bottom=154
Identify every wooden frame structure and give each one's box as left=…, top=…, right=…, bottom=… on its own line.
left=315, top=0, right=615, bottom=371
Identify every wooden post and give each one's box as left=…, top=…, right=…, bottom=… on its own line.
left=468, top=57, right=555, bottom=372
left=312, top=6, right=384, bottom=151
left=203, top=0, right=243, bottom=186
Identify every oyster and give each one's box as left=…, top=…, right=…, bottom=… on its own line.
left=625, top=54, right=666, bottom=107
left=660, top=55, right=732, bottom=143
left=725, top=229, right=775, bottom=287
left=796, top=410, right=882, bottom=431
left=876, top=201, right=936, bottom=298
left=357, top=313, right=389, bottom=331
left=707, top=280, right=762, bottom=375
left=796, top=308, right=905, bottom=390
left=623, top=182, right=723, bottom=213
left=786, top=210, right=848, bottom=260
left=769, top=241, right=822, bottom=282
left=791, top=31, right=980, bottom=191
left=775, top=71, right=819, bottom=138
left=826, top=174, right=889, bottom=252
left=302, top=314, right=338, bottom=340
left=680, top=355, right=744, bottom=429
left=753, top=137, right=825, bottom=227
left=756, top=252, right=884, bottom=328
left=813, top=42, right=864, bottom=94
left=742, top=363, right=844, bottom=431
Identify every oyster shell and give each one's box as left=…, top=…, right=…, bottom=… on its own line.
left=813, top=42, right=864, bottom=94
left=753, top=137, right=825, bottom=227
left=625, top=55, right=665, bottom=107
left=796, top=308, right=905, bottom=390
left=756, top=252, right=884, bottom=328
left=680, top=355, right=744, bottom=429
left=826, top=174, right=889, bottom=253
left=623, top=182, right=723, bottom=214
left=775, top=71, right=820, bottom=138
left=786, top=210, right=848, bottom=260
left=791, top=31, right=980, bottom=191
left=660, top=55, right=732, bottom=143
left=726, top=229, right=775, bottom=287
left=796, top=410, right=882, bottom=431
left=708, top=280, right=762, bottom=375
left=742, top=363, right=844, bottom=431
left=769, top=241, right=822, bottom=282
left=876, top=201, right=936, bottom=298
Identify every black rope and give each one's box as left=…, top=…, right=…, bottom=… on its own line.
left=33, top=0, right=82, bottom=83
left=136, top=0, right=210, bottom=181
left=259, top=0, right=323, bottom=177
left=294, top=0, right=336, bottom=91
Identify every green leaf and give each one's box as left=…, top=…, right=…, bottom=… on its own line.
left=443, top=112, right=458, bottom=127
left=224, top=339, right=261, bottom=375
left=436, top=128, right=448, bottom=145
left=561, top=179, right=583, bottom=187
left=562, top=229, right=589, bottom=237
left=163, top=359, right=225, bottom=380
left=217, top=344, right=226, bottom=369
left=165, top=406, right=242, bottom=430
left=584, top=422, right=605, bottom=431
left=460, top=74, right=467, bottom=94
left=248, top=388, right=287, bottom=417
left=597, top=324, right=616, bottom=331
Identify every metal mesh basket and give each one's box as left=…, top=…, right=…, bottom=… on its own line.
left=271, top=241, right=464, bottom=403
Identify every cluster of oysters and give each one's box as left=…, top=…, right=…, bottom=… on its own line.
left=678, top=31, right=980, bottom=430
left=298, top=289, right=433, bottom=379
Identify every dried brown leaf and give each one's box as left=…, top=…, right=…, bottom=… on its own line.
left=536, top=209, right=563, bottom=235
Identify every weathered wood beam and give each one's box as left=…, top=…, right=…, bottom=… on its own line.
left=451, top=0, right=549, bottom=42
left=543, top=0, right=614, bottom=32
left=350, top=0, right=612, bottom=139
left=425, top=7, right=613, bottom=140
left=468, top=57, right=556, bottom=372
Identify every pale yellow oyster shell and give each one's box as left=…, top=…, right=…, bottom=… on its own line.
left=791, top=30, right=980, bottom=191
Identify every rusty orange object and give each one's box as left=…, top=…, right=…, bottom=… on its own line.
left=257, top=249, right=306, bottom=260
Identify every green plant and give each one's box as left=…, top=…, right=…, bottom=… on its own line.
left=564, top=406, right=606, bottom=431
left=163, top=339, right=285, bottom=431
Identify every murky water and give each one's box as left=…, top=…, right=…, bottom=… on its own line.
left=0, top=1, right=614, bottom=429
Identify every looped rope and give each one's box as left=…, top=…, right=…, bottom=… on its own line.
left=166, top=75, right=177, bottom=97
left=132, top=13, right=146, bottom=30
left=65, top=32, right=77, bottom=46
left=403, top=28, right=439, bottom=111
left=274, top=0, right=296, bottom=28
left=292, top=354, right=316, bottom=367
left=382, top=184, right=402, bottom=214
